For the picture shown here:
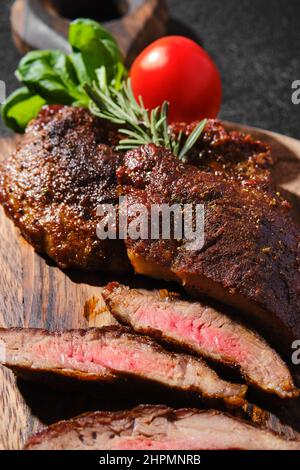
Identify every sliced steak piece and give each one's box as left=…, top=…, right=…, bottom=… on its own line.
left=0, top=105, right=130, bottom=273
left=117, top=144, right=300, bottom=351
left=0, top=327, right=246, bottom=405
left=24, top=405, right=300, bottom=450
left=102, top=283, right=298, bottom=399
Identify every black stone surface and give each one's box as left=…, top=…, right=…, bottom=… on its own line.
left=0, top=0, right=299, bottom=138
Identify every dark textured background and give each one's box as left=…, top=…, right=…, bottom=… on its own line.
left=0, top=0, right=300, bottom=137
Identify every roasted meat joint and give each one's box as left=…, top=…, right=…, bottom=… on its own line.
left=0, top=12, right=300, bottom=452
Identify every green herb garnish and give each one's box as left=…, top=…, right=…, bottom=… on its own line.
left=1, top=87, right=46, bottom=133
left=84, top=79, right=207, bottom=161
left=1, top=18, right=126, bottom=132
left=1, top=18, right=207, bottom=162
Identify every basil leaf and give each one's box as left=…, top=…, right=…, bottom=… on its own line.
left=16, top=50, right=83, bottom=104
left=69, top=52, right=93, bottom=84
left=69, top=18, right=121, bottom=63
left=1, top=87, right=46, bottom=133
left=111, top=62, right=127, bottom=91
left=69, top=18, right=122, bottom=84
left=2, top=19, right=127, bottom=133
left=101, top=37, right=122, bottom=65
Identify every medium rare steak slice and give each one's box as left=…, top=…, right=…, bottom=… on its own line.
left=117, top=145, right=300, bottom=351
left=0, top=327, right=246, bottom=404
left=0, top=105, right=130, bottom=273
left=103, top=283, right=298, bottom=398
left=24, top=405, right=300, bottom=450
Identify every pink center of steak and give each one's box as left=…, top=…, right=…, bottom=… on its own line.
left=135, top=304, right=247, bottom=362
left=108, top=436, right=204, bottom=450
left=102, top=285, right=297, bottom=397
left=30, top=335, right=184, bottom=380
left=27, top=329, right=245, bottom=400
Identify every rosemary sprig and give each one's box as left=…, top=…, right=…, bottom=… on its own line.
left=83, top=79, right=207, bottom=161
left=178, top=118, right=207, bottom=163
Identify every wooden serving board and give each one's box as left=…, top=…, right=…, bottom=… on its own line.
left=0, top=124, right=300, bottom=449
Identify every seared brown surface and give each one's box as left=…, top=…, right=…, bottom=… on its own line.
left=0, top=327, right=246, bottom=404
left=0, top=105, right=129, bottom=273
left=1, top=113, right=300, bottom=450
left=0, top=108, right=299, bottom=348
left=24, top=405, right=300, bottom=450
left=0, top=107, right=274, bottom=273
left=171, top=119, right=273, bottom=184
left=103, top=283, right=298, bottom=398
left=117, top=145, right=300, bottom=350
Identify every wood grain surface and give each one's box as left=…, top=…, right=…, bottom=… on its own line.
left=0, top=124, right=300, bottom=449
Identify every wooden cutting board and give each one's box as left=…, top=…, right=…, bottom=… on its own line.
left=0, top=123, right=300, bottom=450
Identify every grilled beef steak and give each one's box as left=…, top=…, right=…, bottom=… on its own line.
left=1, top=106, right=299, bottom=349
left=0, top=327, right=246, bottom=404
left=103, top=283, right=298, bottom=398
left=171, top=119, right=273, bottom=184
left=0, top=106, right=273, bottom=273
left=0, top=105, right=130, bottom=273
left=117, top=145, right=300, bottom=351
left=24, top=405, right=300, bottom=450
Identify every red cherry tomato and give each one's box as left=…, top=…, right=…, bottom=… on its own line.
left=130, top=36, right=222, bottom=123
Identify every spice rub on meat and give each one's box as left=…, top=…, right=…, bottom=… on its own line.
left=0, top=105, right=130, bottom=273
left=117, top=145, right=300, bottom=350
left=0, top=106, right=275, bottom=273
left=1, top=106, right=299, bottom=350
left=171, top=119, right=273, bottom=184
